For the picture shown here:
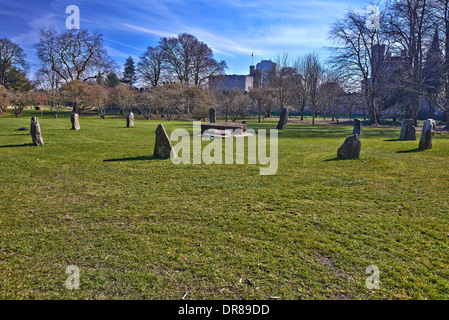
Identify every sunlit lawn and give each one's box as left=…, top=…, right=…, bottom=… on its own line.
left=1, top=109, right=449, bottom=300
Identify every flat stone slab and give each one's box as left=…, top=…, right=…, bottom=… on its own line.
left=201, top=123, right=247, bottom=134
left=197, top=131, right=255, bottom=138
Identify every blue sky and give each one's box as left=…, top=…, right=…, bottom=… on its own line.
left=1, top=0, right=366, bottom=77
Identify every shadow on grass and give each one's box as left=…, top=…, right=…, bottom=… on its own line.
left=103, top=155, right=160, bottom=162
left=384, top=138, right=402, bottom=142
left=396, top=148, right=424, bottom=154
left=0, top=143, right=34, bottom=148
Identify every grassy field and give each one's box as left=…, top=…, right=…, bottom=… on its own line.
left=1, top=109, right=449, bottom=300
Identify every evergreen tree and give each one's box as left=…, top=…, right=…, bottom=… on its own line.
left=105, top=72, right=121, bottom=87
left=122, top=56, right=136, bottom=87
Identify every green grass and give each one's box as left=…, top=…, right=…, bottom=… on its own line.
left=1, top=109, right=449, bottom=300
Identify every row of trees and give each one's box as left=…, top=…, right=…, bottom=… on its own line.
left=329, top=0, right=449, bottom=126
left=4, top=0, right=449, bottom=126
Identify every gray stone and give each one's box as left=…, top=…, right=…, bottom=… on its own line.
left=419, top=119, right=436, bottom=150
left=337, top=134, right=361, bottom=160
left=209, top=107, right=216, bottom=123
left=201, top=123, right=247, bottom=134
left=400, top=118, right=416, bottom=140
left=127, top=112, right=134, bottom=128
left=71, top=113, right=80, bottom=130
left=15, top=127, right=28, bottom=131
left=153, top=123, right=176, bottom=159
left=276, top=107, right=289, bottom=130
left=30, top=117, right=44, bottom=146
left=353, top=118, right=362, bottom=134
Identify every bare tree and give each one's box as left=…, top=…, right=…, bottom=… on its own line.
left=0, top=38, right=28, bottom=89
left=153, top=83, right=185, bottom=120
left=191, top=41, right=227, bottom=86
left=304, top=54, right=324, bottom=125
left=10, top=90, right=37, bottom=117
left=269, top=54, right=296, bottom=111
left=249, top=87, right=274, bottom=122
left=386, top=0, right=433, bottom=125
left=87, top=84, right=109, bottom=118
left=292, top=56, right=309, bottom=121
left=138, top=45, right=166, bottom=88
left=319, top=71, right=345, bottom=123
left=36, top=27, right=114, bottom=84
left=184, top=85, right=215, bottom=120
left=112, top=83, right=135, bottom=114
left=230, top=93, right=251, bottom=122
left=135, top=90, right=155, bottom=120
left=432, top=0, right=449, bottom=127
left=159, top=33, right=226, bottom=85
left=35, top=68, right=64, bottom=117
left=214, top=89, right=241, bottom=122
left=329, top=7, right=390, bottom=125
left=60, top=80, right=91, bottom=114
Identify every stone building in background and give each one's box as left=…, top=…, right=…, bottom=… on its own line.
left=209, top=59, right=276, bottom=92
left=208, top=75, right=254, bottom=92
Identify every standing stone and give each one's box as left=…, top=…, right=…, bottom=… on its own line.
left=353, top=118, right=362, bottom=134
left=337, top=134, right=361, bottom=160
left=30, top=117, right=44, bottom=146
left=209, top=107, right=216, bottom=123
left=127, top=112, right=134, bottom=128
left=153, top=123, right=176, bottom=159
left=419, top=119, right=436, bottom=150
left=400, top=118, right=416, bottom=141
left=71, top=113, right=80, bottom=130
left=276, top=107, right=289, bottom=130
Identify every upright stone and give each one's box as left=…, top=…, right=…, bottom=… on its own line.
left=400, top=118, right=416, bottom=140
left=353, top=118, right=362, bottom=134
left=71, top=113, right=80, bottom=130
left=337, top=134, right=361, bottom=160
left=419, top=119, right=436, bottom=150
left=209, top=107, right=216, bottom=123
left=276, top=107, right=289, bottom=130
left=127, top=112, right=134, bottom=128
left=153, top=123, right=176, bottom=159
left=30, top=117, right=44, bottom=146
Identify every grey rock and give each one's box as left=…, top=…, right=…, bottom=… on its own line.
left=127, top=112, right=134, bottom=128
left=201, top=123, right=247, bottom=133
left=15, top=127, right=28, bottom=131
left=353, top=118, right=362, bottom=134
left=419, top=119, right=436, bottom=150
left=153, top=123, right=176, bottom=159
left=276, top=107, right=289, bottom=130
left=30, top=117, right=44, bottom=146
left=400, top=118, right=416, bottom=140
left=337, top=134, right=361, bottom=160
left=71, top=113, right=80, bottom=130
left=209, top=107, right=216, bottom=123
